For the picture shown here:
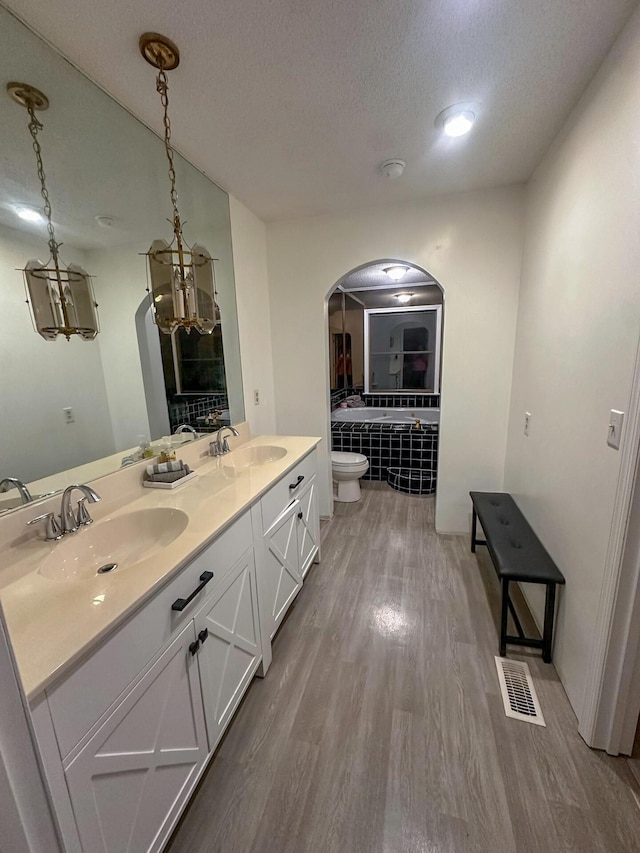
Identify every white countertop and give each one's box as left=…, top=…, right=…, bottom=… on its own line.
left=0, top=434, right=321, bottom=700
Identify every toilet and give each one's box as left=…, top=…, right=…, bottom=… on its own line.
left=331, top=451, right=369, bottom=502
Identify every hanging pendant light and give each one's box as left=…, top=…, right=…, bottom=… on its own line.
left=7, top=82, right=99, bottom=341
left=140, top=32, right=220, bottom=335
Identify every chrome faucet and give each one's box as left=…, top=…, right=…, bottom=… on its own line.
left=212, top=426, right=240, bottom=456
left=174, top=424, right=198, bottom=436
left=59, top=484, right=101, bottom=534
left=0, top=477, right=33, bottom=505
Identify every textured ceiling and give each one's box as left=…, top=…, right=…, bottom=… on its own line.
left=3, top=0, right=638, bottom=221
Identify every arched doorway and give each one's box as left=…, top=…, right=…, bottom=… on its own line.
left=326, top=259, right=445, bottom=507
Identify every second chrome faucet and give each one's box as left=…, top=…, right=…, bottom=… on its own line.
left=28, top=483, right=101, bottom=541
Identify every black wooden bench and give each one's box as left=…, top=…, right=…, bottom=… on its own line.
left=469, top=491, right=565, bottom=663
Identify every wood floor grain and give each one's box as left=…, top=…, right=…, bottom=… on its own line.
left=167, top=483, right=640, bottom=853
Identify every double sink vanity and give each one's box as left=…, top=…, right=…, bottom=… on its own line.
left=0, top=427, right=321, bottom=853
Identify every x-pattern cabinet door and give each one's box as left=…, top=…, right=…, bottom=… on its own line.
left=63, top=621, right=208, bottom=853
left=195, top=548, right=261, bottom=750
left=262, top=498, right=302, bottom=639
left=297, top=475, right=319, bottom=578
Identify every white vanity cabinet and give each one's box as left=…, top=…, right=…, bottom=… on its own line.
left=257, top=449, right=320, bottom=643
left=297, top=472, right=320, bottom=579
left=32, top=510, right=258, bottom=853
left=63, top=621, right=208, bottom=853
left=25, top=444, right=321, bottom=853
left=194, top=546, right=261, bottom=751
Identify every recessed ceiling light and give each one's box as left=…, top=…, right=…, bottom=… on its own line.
left=12, top=203, right=44, bottom=224
left=384, top=265, right=409, bottom=281
left=444, top=111, right=474, bottom=137
left=435, top=103, right=478, bottom=138
left=395, top=292, right=413, bottom=304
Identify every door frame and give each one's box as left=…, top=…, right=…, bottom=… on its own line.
left=580, top=335, right=640, bottom=754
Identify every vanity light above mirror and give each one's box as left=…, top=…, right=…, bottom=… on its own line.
left=140, top=32, right=221, bottom=337
left=7, top=81, right=99, bottom=341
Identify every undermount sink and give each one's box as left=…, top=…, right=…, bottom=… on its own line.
left=222, top=445, right=287, bottom=473
left=38, top=508, right=189, bottom=582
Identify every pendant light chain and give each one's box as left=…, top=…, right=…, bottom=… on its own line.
left=156, top=66, right=181, bottom=231
left=26, top=99, right=59, bottom=259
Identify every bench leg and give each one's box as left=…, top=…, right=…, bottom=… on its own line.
left=471, top=508, right=477, bottom=553
left=500, top=578, right=509, bottom=657
left=507, top=595, right=525, bottom=639
left=542, top=583, right=557, bottom=663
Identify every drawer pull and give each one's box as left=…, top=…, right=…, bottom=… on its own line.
left=198, top=629, right=209, bottom=644
left=289, top=475, right=305, bottom=491
left=171, top=571, right=214, bottom=612
left=297, top=511, right=303, bottom=520
left=189, top=640, right=200, bottom=656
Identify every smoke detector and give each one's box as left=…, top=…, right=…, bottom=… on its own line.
left=380, top=159, right=406, bottom=179
left=95, top=215, right=116, bottom=228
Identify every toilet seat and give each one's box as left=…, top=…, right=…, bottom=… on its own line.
left=331, top=451, right=367, bottom=469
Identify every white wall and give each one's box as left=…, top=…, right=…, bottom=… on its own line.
left=230, top=197, right=277, bottom=435
left=86, top=246, right=152, bottom=450
left=504, top=6, right=640, bottom=721
left=266, top=186, right=525, bottom=526
left=0, top=226, right=115, bottom=483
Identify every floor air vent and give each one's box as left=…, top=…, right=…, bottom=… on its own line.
left=494, top=657, right=546, bottom=727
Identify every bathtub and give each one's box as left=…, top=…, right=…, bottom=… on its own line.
left=331, top=406, right=440, bottom=425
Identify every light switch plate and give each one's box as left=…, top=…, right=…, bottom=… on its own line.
left=524, top=412, right=531, bottom=437
left=608, top=409, right=624, bottom=450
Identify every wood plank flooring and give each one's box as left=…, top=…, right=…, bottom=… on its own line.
left=167, top=483, right=640, bottom=853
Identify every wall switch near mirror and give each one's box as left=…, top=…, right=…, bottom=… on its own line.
left=0, top=7, right=245, bottom=516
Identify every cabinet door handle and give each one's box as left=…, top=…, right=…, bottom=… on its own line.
left=189, top=640, right=200, bottom=656
left=289, top=475, right=304, bottom=490
left=297, top=511, right=303, bottom=520
left=171, top=571, right=214, bottom=612
left=198, top=629, right=209, bottom=644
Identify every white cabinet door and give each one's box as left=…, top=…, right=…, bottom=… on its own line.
left=195, top=548, right=262, bottom=751
left=64, top=622, right=208, bottom=853
left=297, top=474, right=320, bottom=578
left=261, top=498, right=302, bottom=640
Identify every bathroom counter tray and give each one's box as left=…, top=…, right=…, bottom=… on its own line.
left=142, top=471, right=198, bottom=490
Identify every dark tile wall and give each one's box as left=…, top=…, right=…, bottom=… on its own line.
left=331, top=390, right=440, bottom=411
left=168, top=393, right=229, bottom=432
left=362, top=393, right=440, bottom=408
left=331, top=422, right=439, bottom=482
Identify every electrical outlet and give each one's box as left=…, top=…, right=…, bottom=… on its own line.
left=63, top=407, right=75, bottom=424
left=524, top=412, right=531, bottom=436
left=254, top=389, right=260, bottom=406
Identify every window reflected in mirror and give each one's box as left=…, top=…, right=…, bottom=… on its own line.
left=365, top=306, right=442, bottom=393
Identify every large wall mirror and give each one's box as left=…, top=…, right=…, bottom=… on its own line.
left=0, top=7, right=244, bottom=514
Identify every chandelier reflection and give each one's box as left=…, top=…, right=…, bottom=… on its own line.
left=8, top=82, right=99, bottom=341
left=140, top=32, right=220, bottom=335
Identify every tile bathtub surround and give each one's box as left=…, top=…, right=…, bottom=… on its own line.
left=362, top=393, right=440, bottom=408
left=331, top=422, right=439, bottom=481
left=387, top=466, right=437, bottom=495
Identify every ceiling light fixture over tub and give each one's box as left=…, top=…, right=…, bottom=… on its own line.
left=395, top=292, right=413, bottom=304
left=435, top=102, right=478, bottom=138
left=384, top=265, right=409, bottom=282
